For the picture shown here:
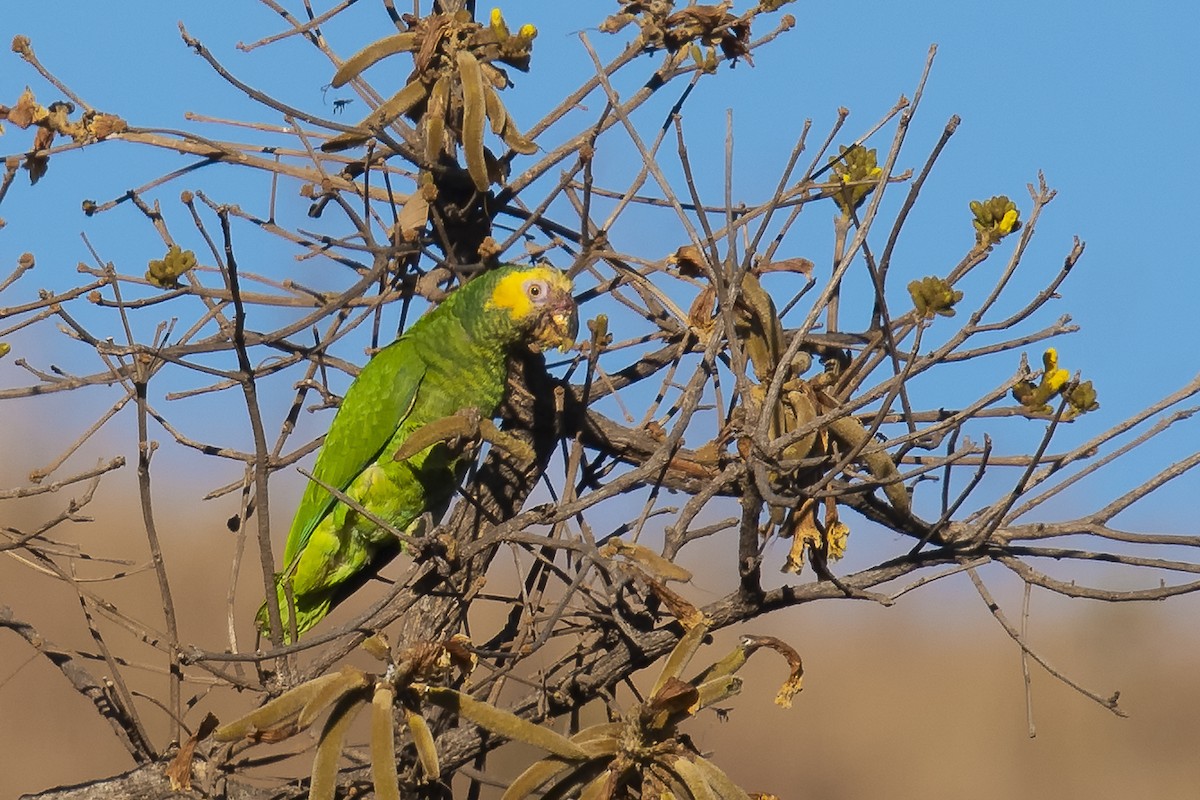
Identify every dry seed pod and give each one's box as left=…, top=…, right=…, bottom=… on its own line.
left=456, top=49, right=489, bottom=191
left=578, top=772, right=615, bottom=800
left=692, top=674, right=742, bottom=712
left=361, top=632, right=392, bottom=661
left=571, top=721, right=623, bottom=756
left=734, top=272, right=785, bottom=383
left=600, top=539, right=693, bottom=583
left=310, top=695, right=368, bottom=800
left=501, top=755, right=583, bottom=800
left=669, top=757, right=719, bottom=800
left=649, top=620, right=709, bottom=698
left=396, top=190, right=431, bottom=241
left=332, top=32, right=420, bottom=87
left=370, top=685, right=401, bottom=800
left=780, top=385, right=818, bottom=462
left=689, top=755, right=752, bottom=800
left=483, top=83, right=509, bottom=136
left=424, top=74, right=451, bottom=165
left=405, top=707, right=440, bottom=779
left=825, top=416, right=910, bottom=513
left=480, top=60, right=510, bottom=88
left=499, top=113, right=539, bottom=155
left=296, top=666, right=371, bottom=729
left=423, top=686, right=589, bottom=759
left=214, top=668, right=360, bottom=741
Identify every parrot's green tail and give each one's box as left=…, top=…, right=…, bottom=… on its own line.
left=255, top=585, right=331, bottom=643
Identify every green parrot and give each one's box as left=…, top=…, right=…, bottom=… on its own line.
left=257, top=264, right=578, bottom=641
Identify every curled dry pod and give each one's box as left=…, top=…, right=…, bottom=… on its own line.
left=780, top=384, right=818, bottom=462
left=332, top=32, right=420, bottom=87
left=478, top=80, right=536, bottom=155
left=456, top=49, right=490, bottom=191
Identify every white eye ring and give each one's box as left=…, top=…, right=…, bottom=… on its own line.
left=527, top=280, right=546, bottom=301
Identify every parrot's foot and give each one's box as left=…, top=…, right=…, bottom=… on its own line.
left=392, top=408, right=534, bottom=465
left=477, top=419, right=535, bottom=465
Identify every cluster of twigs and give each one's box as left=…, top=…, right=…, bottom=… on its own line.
left=2, top=1, right=1199, bottom=798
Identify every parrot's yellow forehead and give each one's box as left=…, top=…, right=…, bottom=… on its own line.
left=486, top=266, right=573, bottom=322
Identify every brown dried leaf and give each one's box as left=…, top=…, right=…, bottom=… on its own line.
left=85, top=112, right=127, bottom=139
left=396, top=190, right=430, bottom=242
left=668, top=244, right=706, bottom=277
left=649, top=676, right=702, bottom=720
left=644, top=576, right=708, bottom=631
left=688, top=284, right=717, bottom=330
left=743, top=635, right=803, bottom=708
left=164, top=713, right=218, bottom=791
left=26, top=127, right=51, bottom=183
left=780, top=499, right=819, bottom=574
left=4, top=87, right=43, bottom=128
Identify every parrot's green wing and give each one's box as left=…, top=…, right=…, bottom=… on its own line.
left=282, top=338, right=425, bottom=570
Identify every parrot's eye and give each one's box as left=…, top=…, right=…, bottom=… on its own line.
left=526, top=280, right=547, bottom=302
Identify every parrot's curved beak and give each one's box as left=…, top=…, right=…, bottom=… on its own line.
left=534, top=291, right=579, bottom=353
